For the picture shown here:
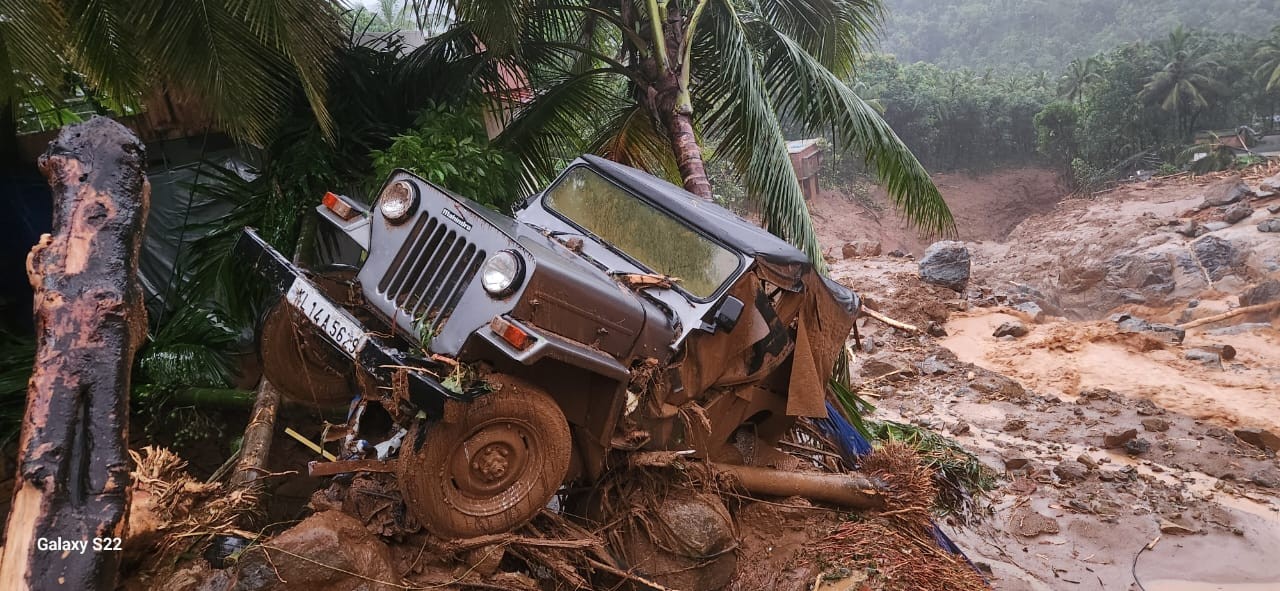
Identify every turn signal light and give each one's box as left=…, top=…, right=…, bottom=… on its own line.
left=490, top=317, right=533, bottom=350
left=322, top=192, right=357, bottom=220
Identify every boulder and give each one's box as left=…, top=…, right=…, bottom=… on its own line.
left=1053, top=462, right=1088, bottom=483
left=841, top=240, right=882, bottom=259
left=1260, top=173, right=1280, bottom=192
left=1104, top=251, right=1175, bottom=298
left=1234, top=427, right=1280, bottom=453
left=1260, top=218, right=1280, bottom=233
left=1240, top=279, right=1280, bottom=307
left=1115, top=315, right=1186, bottom=344
left=1142, top=417, right=1171, bottom=432
left=1103, top=428, right=1138, bottom=448
left=1012, top=301, right=1045, bottom=323
left=918, top=241, right=971, bottom=291
left=1197, top=176, right=1252, bottom=209
left=1176, top=219, right=1203, bottom=238
left=1223, top=203, right=1254, bottom=225
left=1191, top=235, right=1244, bottom=281
left=993, top=320, right=1029, bottom=338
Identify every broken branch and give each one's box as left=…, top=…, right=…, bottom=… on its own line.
left=861, top=307, right=920, bottom=333
left=1177, top=301, right=1280, bottom=329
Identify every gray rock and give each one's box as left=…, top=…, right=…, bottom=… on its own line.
left=1124, top=438, right=1152, bottom=456
left=1198, top=177, right=1252, bottom=208
left=1269, top=204, right=1280, bottom=214
left=1191, top=235, right=1244, bottom=281
left=1142, top=417, right=1171, bottom=432
left=1203, top=221, right=1231, bottom=232
left=1116, top=315, right=1186, bottom=344
left=1250, top=469, right=1280, bottom=488
left=841, top=240, right=881, bottom=259
left=970, top=374, right=1028, bottom=399
left=860, top=355, right=916, bottom=381
left=1003, top=418, right=1028, bottom=432
left=1184, top=349, right=1222, bottom=365
left=916, top=356, right=953, bottom=376
left=1204, top=322, right=1272, bottom=336
left=1240, top=279, right=1280, bottom=307
left=1234, top=427, right=1280, bottom=453
left=918, top=241, right=971, bottom=291
left=1104, top=252, right=1175, bottom=297
left=1012, top=301, right=1045, bottom=323
left=925, top=321, right=948, bottom=337
left=950, top=421, right=971, bottom=436
left=1259, top=218, right=1280, bottom=233
left=1223, top=203, right=1254, bottom=224
left=1103, top=428, right=1138, bottom=448
left=1176, top=219, right=1203, bottom=237
left=993, top=320, right=1029, bottom=338
left=1076, top=454, right=1098, bottom=468
left=1054, top=462, right=1088, bottom=483
left=1260, top=173, right=1280, bottom=192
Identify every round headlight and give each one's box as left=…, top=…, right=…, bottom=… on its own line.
left=481, top=251, right=524, bottom=297
left=379, top=180, right=417, bottom=224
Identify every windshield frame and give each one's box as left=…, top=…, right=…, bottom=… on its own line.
left=541, top=164, right=747, bottom=303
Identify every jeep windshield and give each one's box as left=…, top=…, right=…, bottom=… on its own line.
left=545, top=166, right=741, bottom=300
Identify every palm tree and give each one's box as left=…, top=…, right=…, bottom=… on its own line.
left=1139, top=26, right=1222, bottom=141
left=0, top=0, right=345, bottom=143
left=410, top=0, right=952, bottom=266
left=1256, top=26, right=1280, bottom=92
left=1057, top=57, right=1100, bottom=103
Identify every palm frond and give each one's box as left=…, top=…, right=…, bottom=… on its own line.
left=587, top=104, right=683, bottom=185
left=0, top=0, right=66, bottom=103
left=749, top=17, right=954, bottom=237
left=139, top=304, right=240, bottom=389
left=696, top=1, right=825, bottom=266
left=754, top=0, right=883, bottom=76
left=496, top=67, right=630, bottom=194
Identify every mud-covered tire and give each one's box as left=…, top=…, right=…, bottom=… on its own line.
left=397, top=386, right=571, bottom=538
left=260, top=300, right=355, bottom=409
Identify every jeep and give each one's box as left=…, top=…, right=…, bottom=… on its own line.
left=237, top=155, right=861, bottom=538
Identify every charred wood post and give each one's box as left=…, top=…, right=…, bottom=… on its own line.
left=0, top=118, right=149, bottom=590
left=714, top=464, right=887, bottom=510
left=229, top=379, right=281, bottom=490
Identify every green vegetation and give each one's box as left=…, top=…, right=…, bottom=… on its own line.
left=878, top=0, right=1280, bottom=72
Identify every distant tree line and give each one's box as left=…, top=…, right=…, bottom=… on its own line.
left=877, top=0, right=1280, bottom=72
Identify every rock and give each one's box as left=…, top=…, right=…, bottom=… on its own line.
left=841, top=240, right=882, bottom=259
left=1003, top=418, right=1028, bottom=432
left=886, top=249, right=909, bottom=258
left=1259, top=218, right=1280, bottom=233
left=1076, top=454, right=1098, bottom=468
left=1103, top=428, right=1138, bottom=448
left=860, top=355, right=916, bottom=381
left=916, top=356, right=953, bottom=376
left=1004, top=457, right=1032, bottom=470
left=1184, top=349, right=1223, bottom=365
left=1176, top=219, right=1203, bottom=237
left=1053, top=462, right=1088, bottom=483
left=210, top=511, right=399, bottom=591
left=1203, top=221, right=1230, bottom=232
left=970, top=374, right=1027, bottom=399
left=992, top=320, right=1029, bottom=338
left=1080, top=387, right=1119, bottom=401
left=1012, top=301, right=1045, bottom=323
left=1233, top=427, right=1280, bottom=453
left=1124, top=438, right=1152, bottom=456
left=1260, top=173, right=1280, bottom=192
left=1250, top=469, right=1280, bottom=488
left=1134, top=399, right=1160, bottom=416
left=925, top=321, right=948, bottom=337
left=1206, top=426, right=1234, bottom=440
left=1240, top=279, right=1280, bottom=307
left=1198, top=176, right=1252, bottom=208
left=1011, top=509, right=1061, bottom=537
left=1159, top=519, right=1199, bottom=535
left=1191, top=235, right=1244, bottom=281
left=1223, top=203, right=1254, bottom=224
left=1269, top=204, right=1280, bottom=214
left=918, top=241, right=971, bottom=291
left=1142, top=418, right=1171, bottom=432
left=950, top=421, right=971, bottom=436
left=1116, top=315, right=1186, bottom=344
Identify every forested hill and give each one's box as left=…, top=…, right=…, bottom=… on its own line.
left=878, top=0, right=1280, bottom=71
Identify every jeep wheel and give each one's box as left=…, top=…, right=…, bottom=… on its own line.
left=260, top=300, right=355, bottom=409
left=397, top=386, right=571, bottom=538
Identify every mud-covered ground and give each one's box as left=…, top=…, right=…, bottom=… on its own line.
left=825, top=164, right=1280, bottom=589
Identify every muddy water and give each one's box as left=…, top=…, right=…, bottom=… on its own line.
left=940, top=311, right=1280, bottom=433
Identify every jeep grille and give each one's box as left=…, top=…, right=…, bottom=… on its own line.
left=377, top=213, right=486, bottom=334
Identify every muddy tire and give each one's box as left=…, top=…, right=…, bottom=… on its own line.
left=260, top=300, right=355, bottom=409
left=397, top=386, right=571, bottom=538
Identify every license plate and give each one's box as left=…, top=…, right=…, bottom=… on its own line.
left=287, top=277, right=368, bottom=357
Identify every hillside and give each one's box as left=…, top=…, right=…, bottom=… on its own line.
left=878, top=0, right=1280, bottom=71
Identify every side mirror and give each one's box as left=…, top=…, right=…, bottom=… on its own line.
left=701, top=296, right=744, bottom=334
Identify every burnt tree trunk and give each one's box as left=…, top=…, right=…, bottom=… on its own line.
left=0, top=118, right=149, bottom=590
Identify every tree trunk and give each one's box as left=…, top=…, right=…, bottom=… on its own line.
left=666, top=110, right=712, bottom=199
left=0, top=118, right=149, bottom=590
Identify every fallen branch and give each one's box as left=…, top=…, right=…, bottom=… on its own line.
left=229, top=379, right=282, bottom=490
left=0, top=118, right=150, bottom=590
left=861, top=307, right=920, bottom=333
left=1177, top=301, right=1280, bottom=329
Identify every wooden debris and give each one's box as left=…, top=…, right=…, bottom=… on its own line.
left=0, top=118, right=150, bottom=590
left=229, top=379, right=283, bottom=489
left=861, top=306, right=921, bottom=333
left=1177, top=301, right=1280, bottom=329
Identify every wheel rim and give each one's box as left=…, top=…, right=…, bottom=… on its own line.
left=445, top=419, right=540, bottom=517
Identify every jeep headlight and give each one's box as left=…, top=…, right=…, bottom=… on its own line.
left=481, top=250, right=524, bottom=297
left=378, top=180, right=417, bottom=224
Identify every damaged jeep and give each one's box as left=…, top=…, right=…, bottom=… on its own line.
left=237, top=155, right=861, bottom=538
